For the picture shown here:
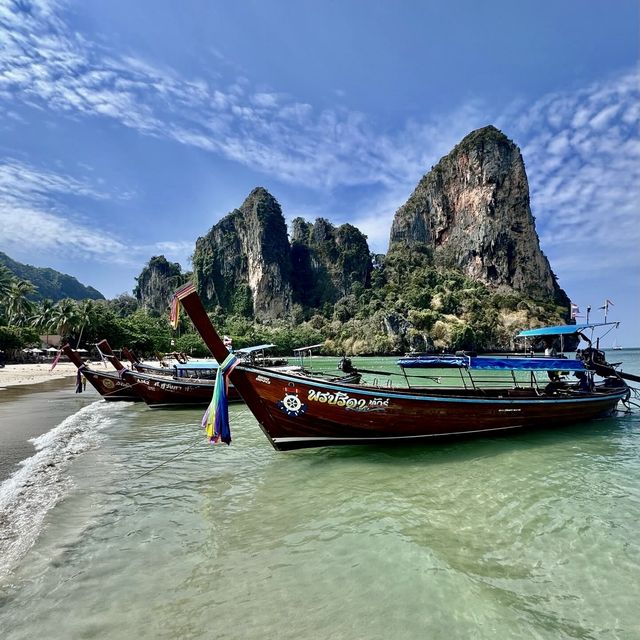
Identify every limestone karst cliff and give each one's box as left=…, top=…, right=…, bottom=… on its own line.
left=192, top=188, right=293, bottom=319
left=190, top=189, right=373, bottom=320
left=137, top=125, right=572, bottom=353
left=290, top=217, right=372, bottom=308
left=388, top=126, right=569, bottom=307
left=134, top=255, right=187, bottom=316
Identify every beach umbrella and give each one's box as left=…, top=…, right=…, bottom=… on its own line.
left=76, top=348, right=88, bottom=353
left=46, top=347, right=59, bottom=353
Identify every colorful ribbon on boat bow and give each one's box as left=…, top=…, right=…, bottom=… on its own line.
left=202, top=353, right=239, bottom=445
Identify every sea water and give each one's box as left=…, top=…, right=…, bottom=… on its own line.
left=1, top=353, right=639, bottom=639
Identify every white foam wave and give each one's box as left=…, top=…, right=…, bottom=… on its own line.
left=0, top=401, right=123, bottom=580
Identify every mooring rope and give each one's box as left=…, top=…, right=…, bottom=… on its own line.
left=130, top=435, right=203, bottom=482
left=619, top=385, right=640, bottom=413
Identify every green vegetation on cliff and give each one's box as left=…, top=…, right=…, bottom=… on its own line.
left=134, top=255, right=188, bottom=316
left=0, top=126, right=575, bottom=360
left=157, top=244, right=568, bottom=358
left=0, top=251, right=104, bottom=302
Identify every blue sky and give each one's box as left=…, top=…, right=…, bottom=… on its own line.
left=0, top=0, right=638, bottom=344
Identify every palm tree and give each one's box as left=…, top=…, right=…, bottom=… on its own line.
left=75, top=299, right=96, bottom=348
left=0, top=264, right=14, bottom=297
left=0, top=265, right=13, bottom=323
left=5, top=280, right=36, bottom=325
left=51, top=298, right=80, bottom=341
left=30, top=299, right=56, bottom=345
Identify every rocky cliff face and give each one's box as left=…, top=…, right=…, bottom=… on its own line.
left=192, top=189, right=373, bottom=319
left=134, top=255, right=186, bottom=316
left=192, top=188, right=292, bottom=319
left=179, top=126, right=572, bottom=353
left=291, top=218, right=372, bottom=307
left=389, top=126, right=568, bottom=306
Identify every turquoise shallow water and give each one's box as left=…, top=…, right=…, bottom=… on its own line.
left=1, top=352, right=640, bottom=639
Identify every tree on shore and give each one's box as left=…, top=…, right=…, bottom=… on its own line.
left=5, top=280, right=36, bottom=326
left=0, top=264, right=13, bottom=298
left=51, top=298, right=80, bottom=341
left=29, top=299, right=56, bottom=345
left=75, top=300, right=96, bottom=348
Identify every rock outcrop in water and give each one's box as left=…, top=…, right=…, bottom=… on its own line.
left=389, top=126, right=568, bottom=305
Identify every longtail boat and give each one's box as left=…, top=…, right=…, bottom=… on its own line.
left=62, top=344, right=142, bottom=401
left=174, top=284, right=633, bottom=451
left=97, top=340, right=243, bottom=408
left=121, top=347, right=223, bottom=380
left=122, top=344, right=297, bottom=379
left=101, top=341, right=360, bottom=408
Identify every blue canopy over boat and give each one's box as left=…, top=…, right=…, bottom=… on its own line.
left=516, top=322, right=618, bottom=338
left=173, top=360, right=219, bottom=371
left=171, top=344, right=277, bottom=373
left=235, top=343, right=276, bottom=354
left=397, top=355, right=586, bottom=372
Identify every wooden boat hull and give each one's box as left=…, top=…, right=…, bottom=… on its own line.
left=174, top=284, right=630, bottom=451
left=61, top=344, right=141, bottom=401
left=119, top=369, right=242, bottom=408
left=98, top=340, right=238, bottom=408
left=232, top=367, right=628, bottom=450
left=81, top=368, right=142, bottom=401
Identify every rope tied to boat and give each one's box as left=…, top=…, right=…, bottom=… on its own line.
left=620, top=385, right=640, bottom=412
left=202, top=353, right=239, bottom=445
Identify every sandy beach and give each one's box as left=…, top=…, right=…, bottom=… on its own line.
left=0, top=362, right=79, bottom=389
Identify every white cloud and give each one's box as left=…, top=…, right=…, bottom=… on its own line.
left=0, top=158, right=109, bottom=201
left=0, top=158, right=130, bottom=263
left=0, top=0, right=487, bottom=194
left=0, top=159, right=192, bottom=268
left=0, top=0, right=637, bottom=288
left=510, top=70, right=640, bottom=280
left=251, top=92, right=279, bottom=108
left=589, top=103, right=620, bottom=130
left=150, top=240, right=194, bottom=267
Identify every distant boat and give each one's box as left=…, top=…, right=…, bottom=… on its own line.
left=64, top=340, right=361, bottom=409
left=612, top=340, right=623, bottom=350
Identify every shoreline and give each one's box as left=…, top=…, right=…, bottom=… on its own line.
left=0, top=376, right=102, bottom=483
left=0, top=362, right=79, bottom=389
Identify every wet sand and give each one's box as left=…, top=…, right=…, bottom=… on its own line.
left=0, top=377, right=101, bottom=482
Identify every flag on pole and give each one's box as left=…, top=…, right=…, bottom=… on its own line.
left=598, top=298, right=614, bottom=322
left=50, top=349, right=62, bottom=371
left=170, top=282, right=197, bottom=329
left=169, top=295, right=180, bottom=329
left=570, top=303, right=580, bottom=319
left=202, top=353, right=240, bottom=445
